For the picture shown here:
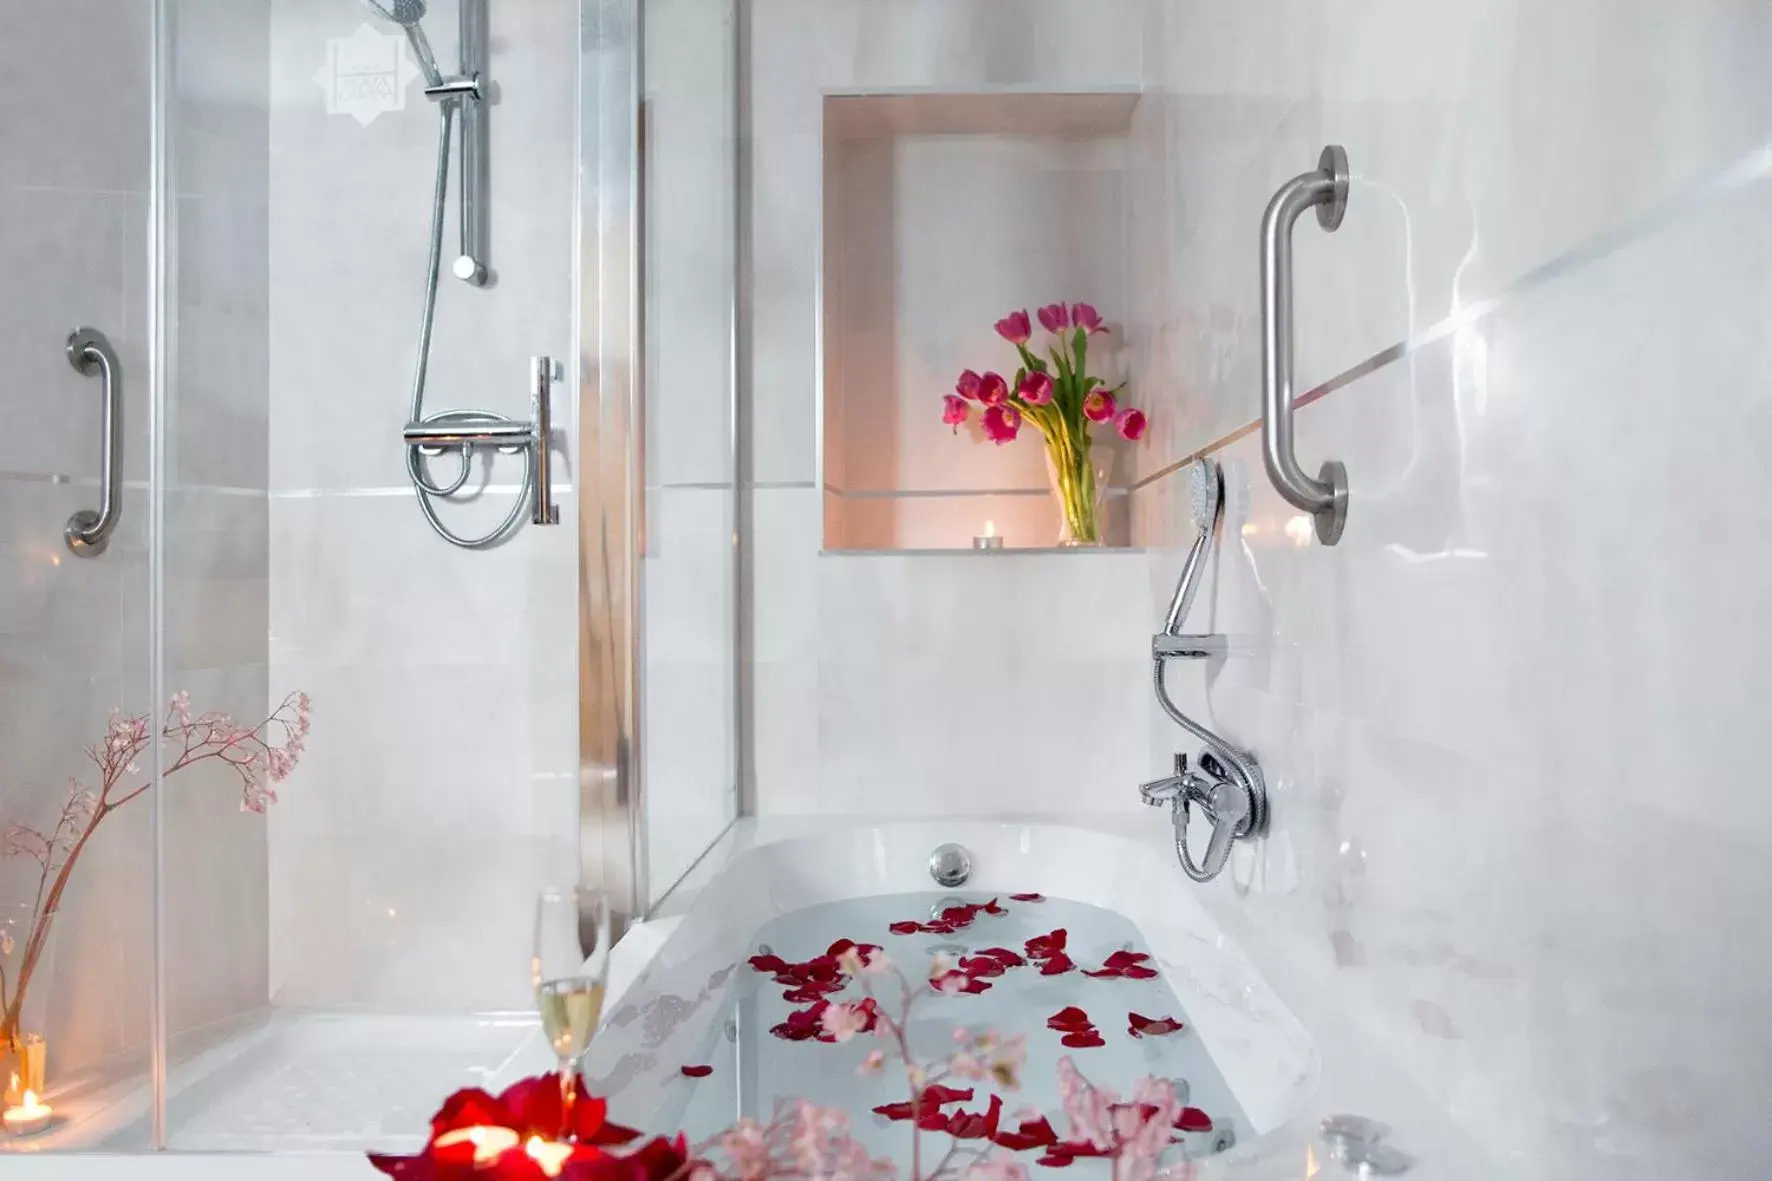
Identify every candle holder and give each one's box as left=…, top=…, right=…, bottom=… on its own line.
left=1, top=1034, right=45, bottom=1109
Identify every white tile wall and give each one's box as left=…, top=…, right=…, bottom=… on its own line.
left=266, top=0, right=580, bottom=1009
left=1123, top=3, right=1772, bottom=1176
left=747, top=0, right=1157, bottom=814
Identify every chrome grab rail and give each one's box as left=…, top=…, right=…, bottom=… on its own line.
left=65, top=327, right=122, bottom=557
left=1260, top=145, right=1351, bottom=545
left=530, top=356, right=559, bottom=525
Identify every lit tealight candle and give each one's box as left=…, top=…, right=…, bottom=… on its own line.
left=433, top=1125, right=521, bottom=1163
left=3, top=1091, right=52, bottom=1137
left=973, top=520, right=1004, bottom=550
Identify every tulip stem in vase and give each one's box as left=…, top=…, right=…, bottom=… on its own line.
left=943, top=303, right=1146, bottom=548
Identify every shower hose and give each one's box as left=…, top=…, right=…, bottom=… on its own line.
left=403, top=98, right=533, bottom=549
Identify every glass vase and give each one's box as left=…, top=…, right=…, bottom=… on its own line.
left=2, top=915, right=52, bottom=1104
left=1044, top=436, right=1102, bottom=547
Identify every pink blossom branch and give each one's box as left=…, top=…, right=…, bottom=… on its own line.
left=0, top=691, right=309, bottom=1048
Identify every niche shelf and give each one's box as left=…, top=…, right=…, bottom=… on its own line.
left=820, top=90, right=1144, bottom=552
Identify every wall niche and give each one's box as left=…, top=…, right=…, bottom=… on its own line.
left=821, top=91, right=1143, bottom=552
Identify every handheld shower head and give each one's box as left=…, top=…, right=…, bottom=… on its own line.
left=361, top=0, right=427, bottom=24
left=1162, top=460, right=1225, bottom=635
left=360, top=0, right=444, bottom=88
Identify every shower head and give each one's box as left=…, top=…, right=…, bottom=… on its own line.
left=360, top=0, right=444, bottom=88
left=1161, top=460, right=1225, bottom=637
left=361, top=0, right=427, bottom=24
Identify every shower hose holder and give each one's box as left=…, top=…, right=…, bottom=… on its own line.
left=401, top=356, right=560, bottom=532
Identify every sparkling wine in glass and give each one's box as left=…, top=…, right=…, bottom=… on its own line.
left=533, top=887, right=613, bottom=1094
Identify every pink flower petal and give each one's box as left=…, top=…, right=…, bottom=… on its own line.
left=994, top=310, right=1032, bottom=345
left=977, top=372, right=1010, bottom=407
left=982, top=404, right=1022, bottom=445
left=1114, top=407, right=1147, bottom=441
left=956, top=370, right=983, bottom=401
left=1037, top=304, right=1071, bottom=333
left=1082, top=388, right=1117, bottom=423
left=941, top=395, right=969, bottom=431
left=1016, top=372, right=1053, bottom=406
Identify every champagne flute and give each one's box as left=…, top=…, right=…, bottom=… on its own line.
left=533, top=886, right=613, bottom=1131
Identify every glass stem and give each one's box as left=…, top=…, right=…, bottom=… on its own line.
left=559, top=1062, right=576, bottom=1138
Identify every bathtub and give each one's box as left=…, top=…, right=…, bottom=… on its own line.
left=591, top=818, right=1488, bottom=1180
left=5, top=818, right=1483, bottom=1179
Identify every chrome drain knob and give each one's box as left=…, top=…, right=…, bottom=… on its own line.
left=928, top=843, right=973, bottom=888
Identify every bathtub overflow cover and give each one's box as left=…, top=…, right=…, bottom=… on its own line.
left=928, top=843, right=973, bottom=888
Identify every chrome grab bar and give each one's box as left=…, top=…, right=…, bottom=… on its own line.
left=65, top=327, right=122, bottom=557
left=1260, top=145, right=1351, bottom=545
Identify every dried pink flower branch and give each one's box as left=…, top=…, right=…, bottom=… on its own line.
left=0, top=691, right=310, bottom=1051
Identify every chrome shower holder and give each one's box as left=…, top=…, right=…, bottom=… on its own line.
left=1143, top=459, right=1270, bottom=884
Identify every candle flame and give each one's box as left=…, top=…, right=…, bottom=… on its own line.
left=22, top=1091, right=37, bottom=1109
left=984, top=519, right=996, bottom=537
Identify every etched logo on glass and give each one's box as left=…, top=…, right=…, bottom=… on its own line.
left=313, top=24, right=422, bottom=127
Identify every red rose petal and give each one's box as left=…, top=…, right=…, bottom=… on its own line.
left=1060, top=1031, right=1106, bottom=1048
left=1175, top=1108, right=1214, bottom=1133
left=1039, top=953, right=1076, bottom=976
left=922, top=1085, right=976, bottom=1107
left=889, top=921, right=922, bottom=935
left=1128, top=1013, right=1185, bottom=1037
left=1083, top=968, right=1122, bottom=979
left=1010, top=893, right=1045, bottom=903
left=1047, top=1006, right=1093, bottom=1031
left=680, top=1065, right=713, bottom=1078
left=976, top=947, right=1026, bottom=967
left=1102, top=950, right=1151, bottom=970
left=749, top=954, right=791, bottom=974
left=1120, top=966, right=1160, bottom=979
left=992, top=1114, right=1059, bottom=1152
left=917, top=1110, right=954, bottom=1133
left=983, top=898, right=1007, bottom=915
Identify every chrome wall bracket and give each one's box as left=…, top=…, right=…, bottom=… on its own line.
left=401, top=355, right=560, bottom=540
left=64, top=327, right=122, bottom=557
left=1260, top=144, right=1350, bottom=545
left=419, top=0, right=489, bottom=285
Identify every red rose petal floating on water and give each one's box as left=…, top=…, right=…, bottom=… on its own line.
left=1046, top=1006, right=1093, bottom=1032
left=1128, top=1012, right=1185, bottom=1037
left=1025, top=928, right=1068, bottom=959
left=748, top=954, right=791, bottom=974
left=946, top=1095, right=1004, bottom=1141
left=889, top=921, right=922, bottom=935
left=1010, top=893, right=1044, bottom=903
left=1037, top=1140, right=1113, bottom=1167
left=1039, top=953, right=1076, bottom=976
left=933, top=970, right=993, bottom=995
left=975, top=947, right=1026, bottom=967
left=1060, top=1030, right=1107, bottom=1049
left=769, top=999, right=834, bottom=1042
left=1175, top=1107, right=1214, bottom=1133
left=992, top=1114, right=1059, bottom=1152
left=679, top=1065, right=713, bottom=1078
left=873, top=1085, right=977, bottom=1121
left=958, top=955, right=1008, bottom=979
left=983, top=898, right=1007, bottom=915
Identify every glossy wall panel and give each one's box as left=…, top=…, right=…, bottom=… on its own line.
left=1128, top=3, right=1772, bottom=1176
left=265, top=0, right=580, bottom=1010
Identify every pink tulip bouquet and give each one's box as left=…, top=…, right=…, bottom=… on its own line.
left=942, top=302, right=1146, bottom=546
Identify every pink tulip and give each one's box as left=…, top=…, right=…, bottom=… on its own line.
left=956, top=369, right=982, bottom=401
left=1072, top=303, right=1107, bottom=335
left=942, top=394, right=970, bottom=433
left=1037, top=303, right=1070, bottom=333
left=982, top=404, right=1022, bottom=445
left=994, top=310, right=1032, bottom=344
left=1017, top=372, right=1054, bottom=406
left=977, top=372, right=1010, bottom=407
left=1114, top=407, right=1147, bottom=441
left=1083, top=387, right=1118, bottom=423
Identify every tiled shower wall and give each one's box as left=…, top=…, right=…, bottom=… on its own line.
left=0, top=0, right=274, bottom=1083
left=1127, top=3, right=1772, bottom=1177
left=747, top=0, right=1161, bottom=816
left=265, top=0, right=579, bottom=1010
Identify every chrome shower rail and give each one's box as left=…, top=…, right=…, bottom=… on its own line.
left=1260, top=145, right=1351, bottom=545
